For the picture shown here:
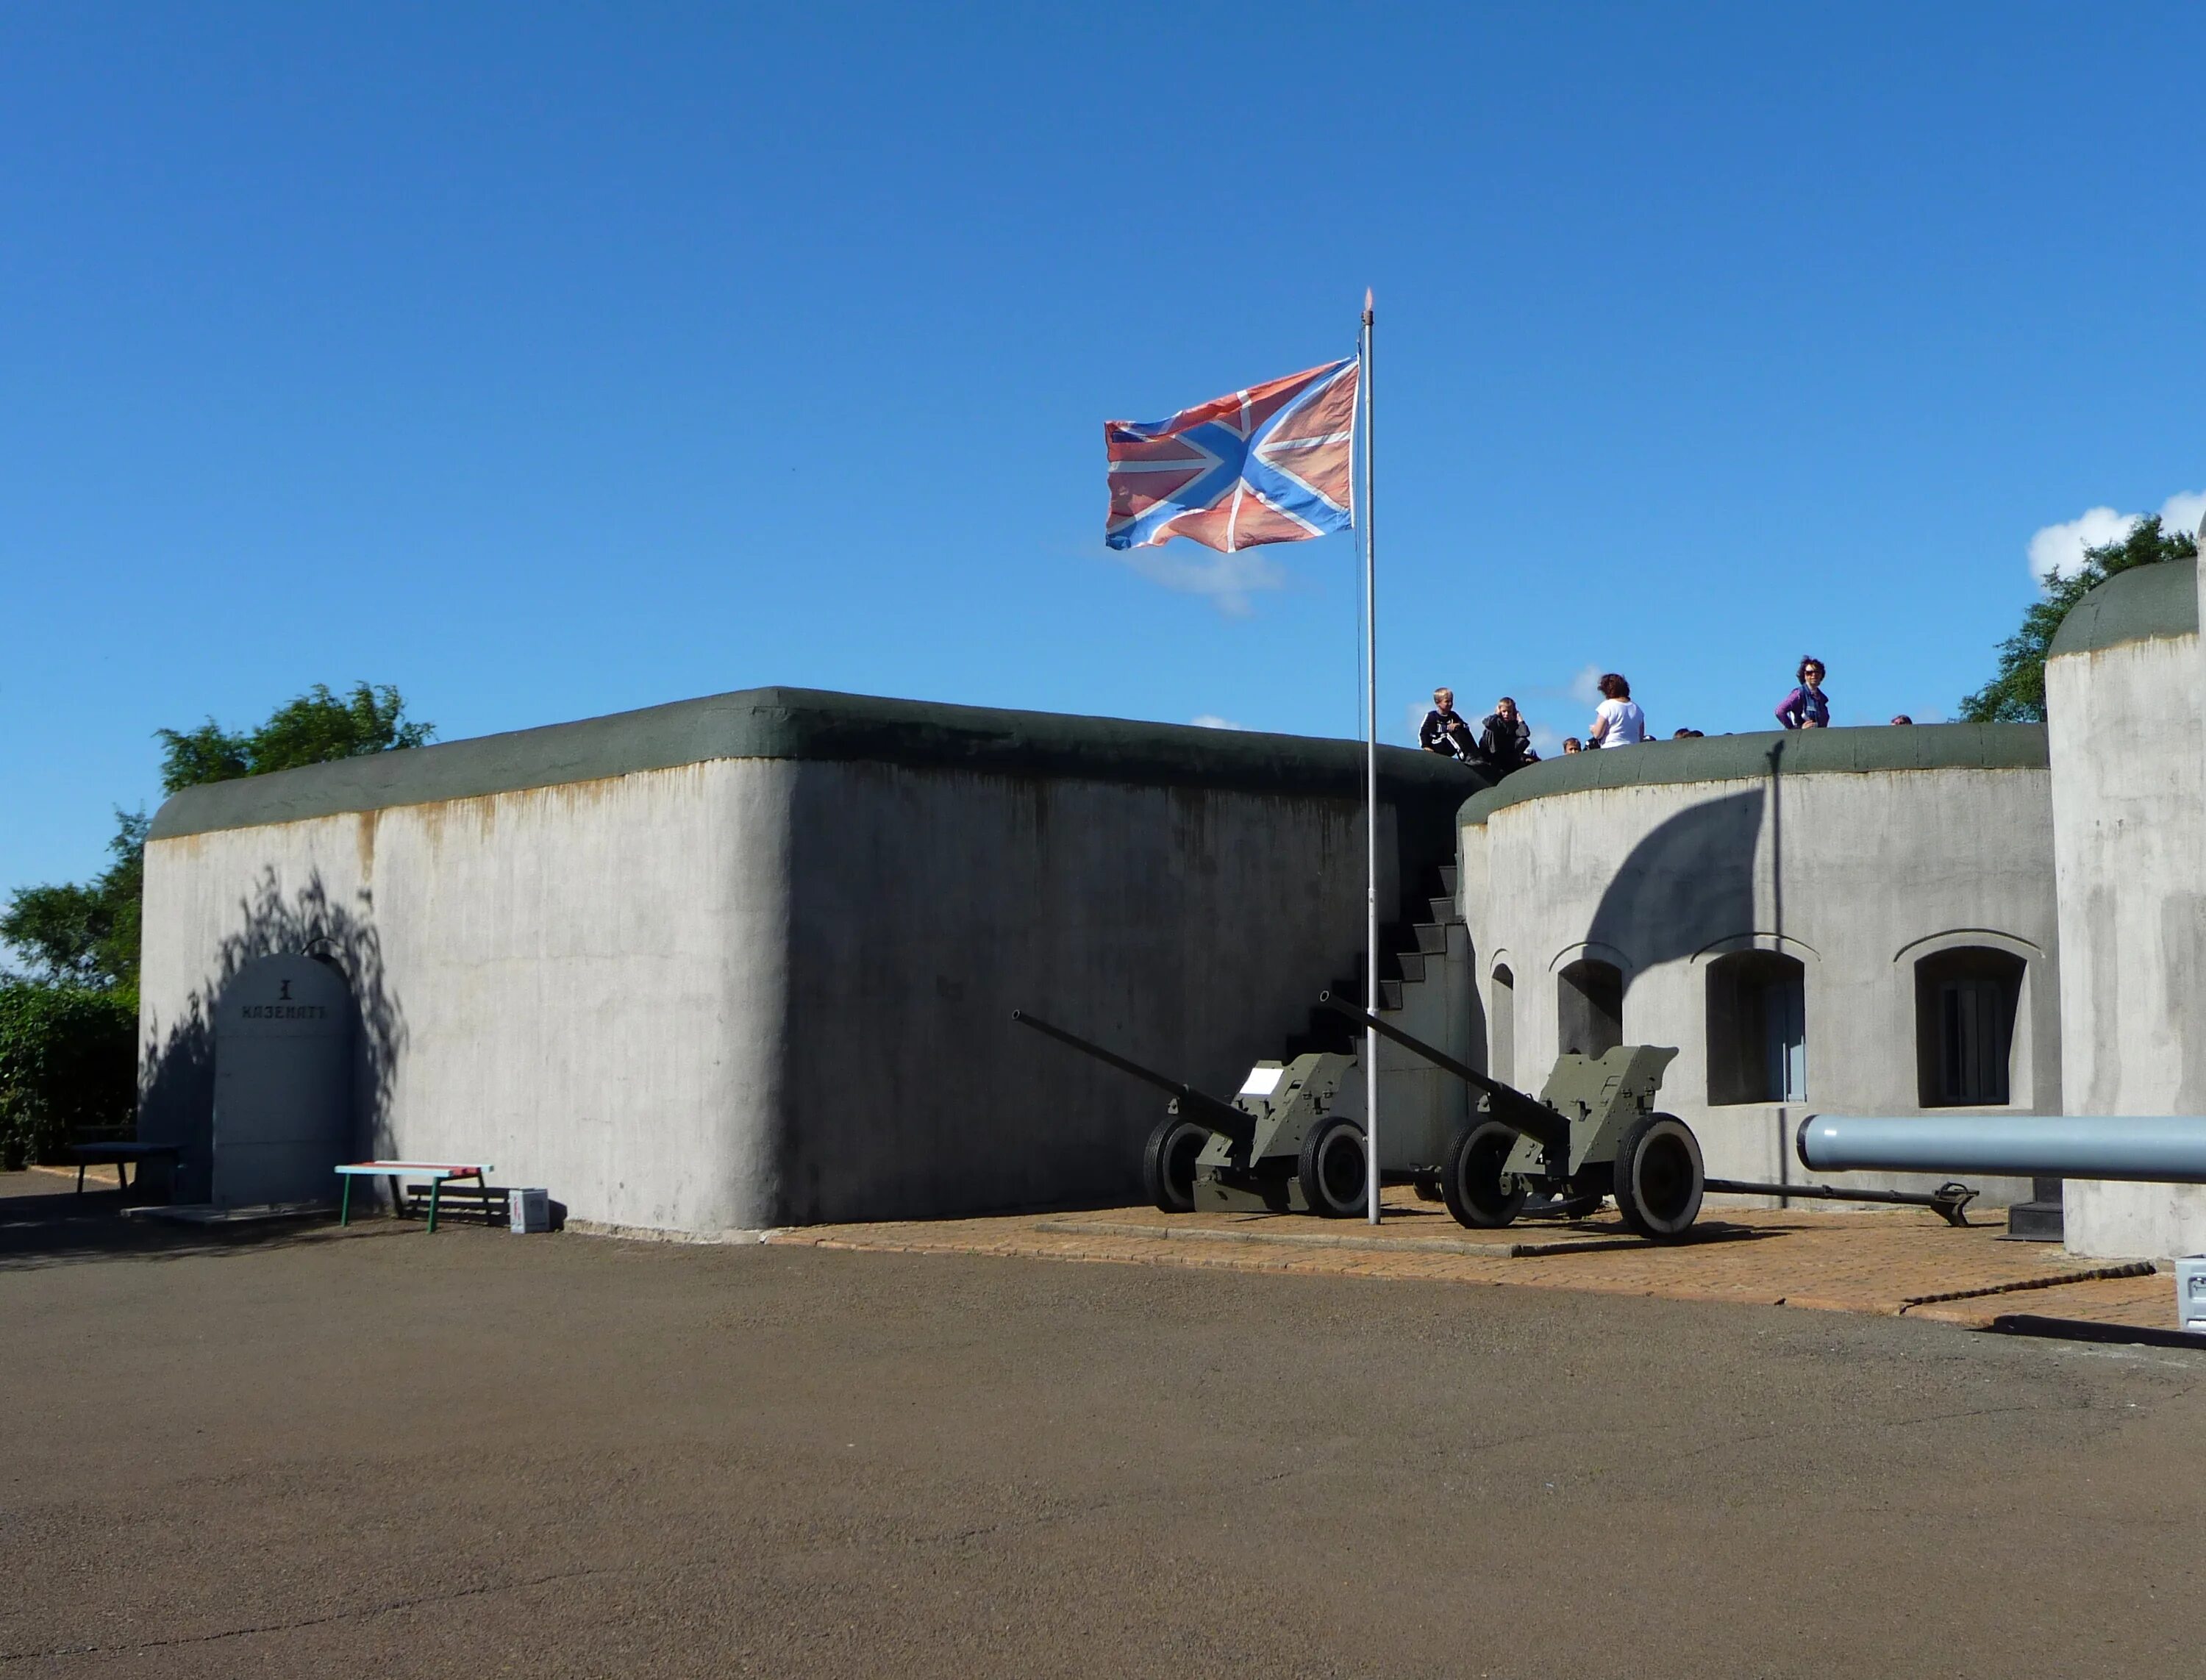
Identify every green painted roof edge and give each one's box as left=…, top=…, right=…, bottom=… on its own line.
left=1457, top=721, right=2048, bottom=829
left=2046, top=557, right=2198, bottom=660
left=149, top=685, right=1488, bottom=840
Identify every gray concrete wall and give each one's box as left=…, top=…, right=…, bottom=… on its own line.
left=2046, top=566, right=2206, bottom=1258
left=141, top=687, right=1480, bottom=1232
left=777, top=762, right=1387, bottom=1221
left=1457, top=728, right=2056, bottom=1209
left=140, top=759, right=796, bottom=1232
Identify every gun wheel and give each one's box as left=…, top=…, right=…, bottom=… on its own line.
left=1143, top=1118, right=1210, bottom=1214
left=1441, top=1119, right=1528, bottom=1229
left=1612, top=1112, right=1704, bottom=1243
left=1297, top=1115, right=1368, bottom=1218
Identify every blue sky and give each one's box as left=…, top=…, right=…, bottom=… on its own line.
left=4, top=3, right=2203, bottom=898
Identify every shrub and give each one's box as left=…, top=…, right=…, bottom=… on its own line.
left=0, top=982, right=138, bottom=1169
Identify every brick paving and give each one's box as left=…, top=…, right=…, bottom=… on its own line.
left=769, top=1187, right=2181, bottom=1337
left=26, top=1159, right=2181, bottom=1337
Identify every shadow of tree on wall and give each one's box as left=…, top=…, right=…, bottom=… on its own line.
left=139, top=868, right=405, bottom=1201
left=1583, top=787, right=1765, bottom=987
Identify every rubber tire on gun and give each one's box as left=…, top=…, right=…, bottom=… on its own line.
left=1143, top=1117, right=1210, bottom=1214
left=1297, top=1115, right=1368, bottom=1218
left=1441, top=1118, right=1529, bottom=1230
left=1611, top=1112, right=1705, bottom=1243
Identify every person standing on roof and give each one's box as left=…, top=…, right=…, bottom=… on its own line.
left=1775, top=657, right=1830, bottom=730
left=1587, top=673, right=1646, bottom=748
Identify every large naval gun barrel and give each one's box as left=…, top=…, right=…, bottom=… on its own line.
left=1010, top=1009, right=1257, bottom=1148
left=1797, top=1114, right=2206, bottom=1184
left=1316, top=990, right=1569, bottom=1154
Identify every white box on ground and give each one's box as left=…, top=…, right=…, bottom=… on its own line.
left=510, top=1188, right=552, bottom=1234
left=2174, top=1257, right=2206, bottom=1332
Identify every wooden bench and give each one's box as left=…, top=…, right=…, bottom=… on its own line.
left=398, top=1179, right=510, bottom=1229
left=335, top=1162, right=493, bottom=1233
left=68, top=1142, right=182, bottom=1198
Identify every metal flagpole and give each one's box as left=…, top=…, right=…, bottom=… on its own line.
left=1361, top=289, right=1380, bottom=1226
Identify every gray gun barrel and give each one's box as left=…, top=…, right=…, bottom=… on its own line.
left=1796, top=1114, right=2206, bottom=1184
left=1010, top=1009, right=1257, bottom=1149
left=1316, top=990, right=1571, bottom=1155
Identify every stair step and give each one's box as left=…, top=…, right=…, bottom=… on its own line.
left=1352, top=950, right=1407, bottom=984
left=1326, top=979, right=1405, bottom=1019
left=1282, top=840, right=1456, bottom=1063
left=1283, top=1007, right=1360, bottom=1059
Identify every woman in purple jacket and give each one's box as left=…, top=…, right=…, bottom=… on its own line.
left=1775, top=657, right=1830, bottom=729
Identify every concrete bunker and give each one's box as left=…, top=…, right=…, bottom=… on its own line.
left=1457, top=722, right=2055, bottom=1207
left=139, top=686, right=1485, bottom=1233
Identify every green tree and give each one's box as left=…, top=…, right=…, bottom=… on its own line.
left=3, top=681, right=432, bottom=1160
left=0, top=812, right=146, bottom=993
left=1960, top=515, right=2198, bottom=723
left=4, top=683, right=432, bottom=995
left=0, top=983, right=138, bottom=1167
left=156, top=681, right=434, bottom=795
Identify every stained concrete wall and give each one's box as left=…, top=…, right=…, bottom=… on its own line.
left=141, top=687, right=1480, bottom=1232
left=1457, top=727, right=2055, bottom=1208
left=140, top=759, right=796, bottom=1232
left=2046, top=557, right=2206, bottom=1258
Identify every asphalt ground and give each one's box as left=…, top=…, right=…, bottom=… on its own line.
left=4, top=1171, right=2205, bottom=1679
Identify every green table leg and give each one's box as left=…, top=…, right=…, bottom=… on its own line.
left=427, top=1176, right=441, bottom=1234
left=340, top=1175, right=353, bottom=1226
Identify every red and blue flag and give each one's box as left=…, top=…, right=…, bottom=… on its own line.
left=1105, top=358, right=1357, bottom=552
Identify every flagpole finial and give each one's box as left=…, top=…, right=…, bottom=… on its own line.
left=1363, top=287, right=1374, bottom=319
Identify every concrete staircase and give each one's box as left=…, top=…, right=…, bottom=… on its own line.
left=1283, top=862, right=1463, bottom=1052
left=1279, top=862, right=1475, bottom=1160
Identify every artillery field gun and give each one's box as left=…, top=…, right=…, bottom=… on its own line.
left=1010, top=1010, right=1374, bottom=1216
left=1013, top=994, right=1709, bottom=1243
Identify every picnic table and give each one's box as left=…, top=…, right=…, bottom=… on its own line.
left=68, top=1142, right=182, bottom=1198
left=335, top=1161, right=493, bottom=1233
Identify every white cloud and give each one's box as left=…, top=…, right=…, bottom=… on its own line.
left=2164, top=490, right=2206, bottom=540
left=1568, top=663, right=1605, bottom=707
left=1113, top=546, right=1287, bottom=617
left=1189, top=714, right=1244, bottom=731
left=2027, top=507, right=2133, bottom=585
left=2027, top=490, right=2205, bottom=585
left=1529, top=724, right=1563, bottom=758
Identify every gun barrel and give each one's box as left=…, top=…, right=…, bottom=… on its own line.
left=1010, top=1009, right=1256, bottom=1148
left=1797, top=1113, right=2206, bottom=1184
left=1316, top=991, right=1569, bottom=1155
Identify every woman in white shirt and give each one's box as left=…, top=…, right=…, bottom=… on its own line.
left=1588, top=672, right=1646, bottom=747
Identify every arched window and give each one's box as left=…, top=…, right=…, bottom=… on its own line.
left=1916, top=948, right=2024, bottom=1106
left=1557, top=959, right=1623, bottom=1058
left=1491, top=965, right=1516, bottom=1087
left=1705, top=950, right=1806, bottom=1104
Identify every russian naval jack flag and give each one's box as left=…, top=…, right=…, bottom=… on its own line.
left=1104, top=357, right=1357, bottom=552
